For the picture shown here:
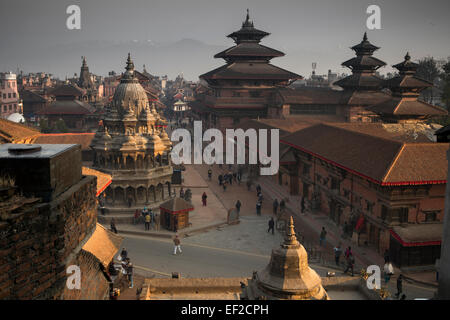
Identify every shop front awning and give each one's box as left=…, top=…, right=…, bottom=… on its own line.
left=390, top=224, right=443, bottom=247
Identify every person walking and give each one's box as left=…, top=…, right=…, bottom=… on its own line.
left=208, top=168, right=212, bottom=181
left=127, top=262, right=134, bottom=288
left=256, top=184, right=261, bottom=195
left=334, top=244, right=342, bottom=266
left=273, top=199, right=279, bottom=215
left=344, top=246, right=352, bottom=258
left=222, top=180, right=227, bottom=192
left=237, top=171, right=242, bottom=185
left=173, top=235, right=182, bottom=255
left=235, top=200, right=241, bottom=216
left=258, top=192, right=263, bottom=203
left=319, top=227, right=327, bottom=246
left=180, top=187, right=185, bottom=199
left=268, top=217, right=275, bottom=235
left=383, top=261, right=394, bottom=284
left=396, top=274, right=403, bottom=298
left=246, top=180, right=252, bottom=191
left=256, top=200, right=262, bottom=216
left=110, top=218, right=118, bottom=234
left=145, top=213, right=151, bottom=231
left=218, top=174, right=223, bottom=186
left=344, top=253, right=355, bottom=276
left=202, top=192, right=207, bottom=206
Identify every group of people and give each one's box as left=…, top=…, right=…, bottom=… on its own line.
left=217, top=169, right=243, bottom=192
left=271, top=198, right=286, bottom=216
left=383, top=251, right=405, bottom=299
left=134, top=207, right=157, bottom=231
left=332, top=243, right=355, bottom=277
left=118, top=248, right=134, bottom=289
left=331, top=245, right=406, bottom=299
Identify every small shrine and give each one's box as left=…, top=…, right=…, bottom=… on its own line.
left=242, top=216, right=329, bottom=300
left=159, top=197, right=194, bottom=231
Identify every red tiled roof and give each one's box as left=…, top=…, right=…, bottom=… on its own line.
left=390, top=224, right=443, bottom=247
left=0, top=118, right=41, bottom=143
left=19, top=89, right=47, bottom=103
left=340, top=90, right=392, bottom=106
left=82, top=223, right=123, bottom=268
left=35, top=133, right=95, bottom=150
left=324, top=123, right=433, bottom=143
left=368, top=98, right=448, bottom=116
left=385, top=76, right=432, bottom=90
left=47, top=84, right=85, bottom=97
left=277, top=87, right=343, bottom=105
left=160, top=197, right=193, bottom=213
left=82, top=166, right=112, bottom=196
left=36, top=100, right=95, bottom=115
left=281, top=123, right=448, bottom=185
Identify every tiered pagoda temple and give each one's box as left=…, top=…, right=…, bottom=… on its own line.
left=272, top=33, right=446, bottom=123
left=90, top=54, right=173, bottom=222
left=333, top=32, right=392, bottom=122
left=369, top=52, right=447, bottom=122
left=192, top=10, right=302, bottom=129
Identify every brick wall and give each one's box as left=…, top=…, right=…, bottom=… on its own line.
left=0, top=175, right=103, bottom=300
left=62, top=250, right=109, bottom=300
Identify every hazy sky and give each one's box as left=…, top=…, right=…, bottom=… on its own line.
left=0, top=0, right=449, bottom=80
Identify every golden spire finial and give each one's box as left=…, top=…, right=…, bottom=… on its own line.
left=283, top=216, right=299, bottom=246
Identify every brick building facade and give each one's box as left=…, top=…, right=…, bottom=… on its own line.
left=0, top=143, right=121, bottom=299
left=278, top=123, right=448, bottom=267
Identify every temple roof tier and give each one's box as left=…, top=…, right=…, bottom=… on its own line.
left=227, top=9, right=270, bottom=44
left=342, top=55, right=386, bottom=71
left=350, top=32, right=380, bottom=55
left=214, top=43, right=284, bottom=62
left=200, top=62, right=301, bottom=81
left=385, top=53, right=433, bottom=94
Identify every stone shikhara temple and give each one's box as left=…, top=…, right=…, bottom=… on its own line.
left=90, top=54, right=173, bottom=221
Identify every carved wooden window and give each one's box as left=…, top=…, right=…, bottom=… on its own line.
left=423, top=210, right=439, bottom=222
left=331, top=177, right=340, bottom=192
